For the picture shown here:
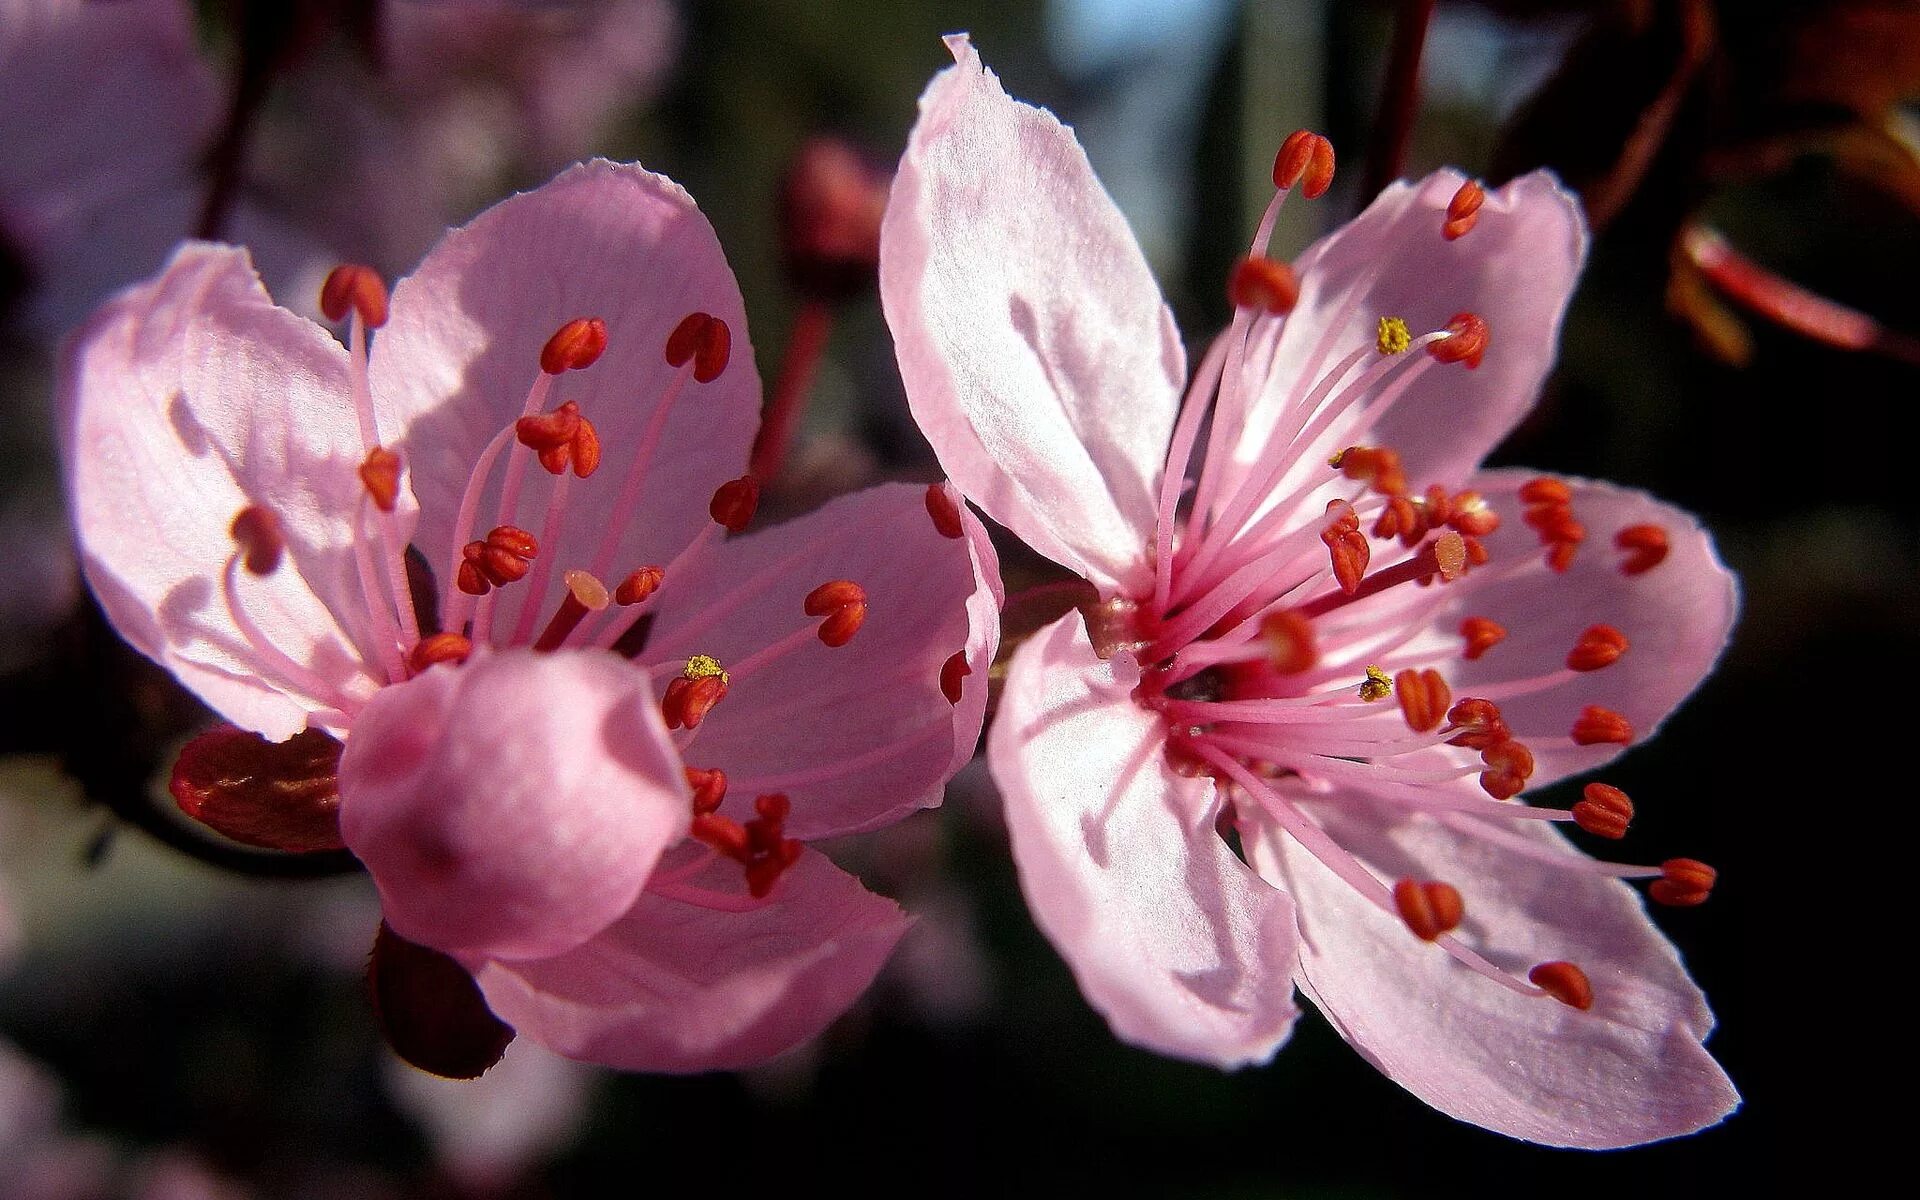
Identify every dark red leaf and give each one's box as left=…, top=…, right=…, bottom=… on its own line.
left=169, top=725, right=346, bottom=853
left=368, top=922, right=514, bottom=1080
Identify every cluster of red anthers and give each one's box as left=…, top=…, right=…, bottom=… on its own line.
left=685, top=768, right=804, bottom=898
left=1113, top=149, right=1720, bottom=1014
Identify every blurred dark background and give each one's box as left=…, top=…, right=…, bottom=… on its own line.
left=7, top=0, right=1904, bottom=1193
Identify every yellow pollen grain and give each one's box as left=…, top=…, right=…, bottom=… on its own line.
left=683, top=654, right=729, bottom=685
left=1376, top=316, right=1411, bottom=356
left=1358, top=664, right=1393, bottom=702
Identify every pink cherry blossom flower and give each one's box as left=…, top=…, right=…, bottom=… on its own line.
left=880, top=36, right=1736, bottom=1147
left=62, top=159, right=1000, bottom=1074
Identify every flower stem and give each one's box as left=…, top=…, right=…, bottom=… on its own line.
left=1359, top=0, right=1436, bottom=205
left=749, top=299, right=835, bottom=484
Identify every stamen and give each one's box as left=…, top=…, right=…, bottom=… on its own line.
left=664, top=312, right=733, bottom=382
left=539, top=317, right=608, bottom=375
left=1428, top=312, right=1489, bottom=367
left=805, top=580, right=869, bottom=647
left=1528, top=961, right=1594, bottom=1010
left=230, top=506, right=283, bottom=576
left=615, top=566, right=664, bottom=606
left=1572, top=783, right=1633, bottom=838
left=1570, top=705, right=1634, bottom=745
left=1357, top=665, right=1393, bottom=702
left=359, top=447, right=401, bottom=513
left=1376, top=316, right=1412, bottom=356
left=515, top=401, right=601, bottom=478
left=319, top=264, right=389, bottom=328
left=407, top=632, right=472, bottom=674
left=925, top=483, right=966, bottom=539
left=1447, top=491, right=1499, bottom=536
left=1392, top=878, right=1464, bottom=941
left=1322, top=500, right=1369, bottom=594
left=709, top=475, right=759, bottom=533
left=1261, top=610, right=1318, bottom=674
left=1616, top=523, right=1671, bottom=576
left=685, top=766, right=727, bottom=813
left=1567, top=624, right=1629, bottom=671
left=1478, top=738, right=1535, bottom=800
left=1229, top=256, right=1299, bottom=314
left=1273, top=130, right=1334, bottom=199
left=663, top=665, right=729, bottom=730
left=1445, top=698, right=1509, bottom=749
left=1459, top=616, right=1506, bottom=660
left=1650, top=858, right=1716, bottom=906
left=533, top=570, right=609, bottom=652
left=456, top=526, right=538, bottom=595
left=1394, top=668, right=1451, bottom=732
left=1442, top=179, right=1484, bottom=241
left=941, top=650, right=970, bottom=704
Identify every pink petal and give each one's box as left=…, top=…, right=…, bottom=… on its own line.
left=61, top=243, right=398, bottom=741
left=369, top=160, right=762, bottom=626
left=643, top=482, right=1000, bottom=840
left=991, top=612, right=1300, bottom=1068
left=1219, top=170, right=1586, bottom=519
left=338, top=649, right=689, bottom=961
left=471, top=846, right=911, bottom=1073
left=1246, top=804, right=1736, bottom=1147
left=880, top=35, right=1184, bottom=595
left=1436, top=471, right=1737, bottom=785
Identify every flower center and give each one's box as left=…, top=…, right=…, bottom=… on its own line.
left=1112, top=142, right=1714, bottom=1012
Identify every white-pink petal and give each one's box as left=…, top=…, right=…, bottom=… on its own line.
left=338, top=649, right=689, bottom=962
left=61, top=243, right=393, bottom=740
left=881, top=35, right=1184, bottom=595
left=1247, top=803, right=1737, bottom=1148
left=472, top=846, right=911, bottom=1073
left=990, top=612, right=1301, bottom=1068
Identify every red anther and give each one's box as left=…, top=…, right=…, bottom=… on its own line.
left=358, top=447, right=402, bottom=513
left=1651, top=858, right=1717, bottom=907
left=1572, top=782, right=1633, bottom=839
left=940, top=650, right=971, bottom=704
left=710, top=475, right=759, bottom=533
left=925, top=483, right=966, bottom=539
left=1228, top=255, right=1300, bottom=314
left=1478, top=738, right=1536, bottom=801
left=319, top=264, right=388, bottom=327
left=1567, top=624, right=1629, bottom=672
left=1519, top=477, right=1572, bottom=506
left=1261, top=610, right=1318, bottom=674
left=1445, top=697, right=1509, bottom=750
left=1615, top=524, right=1671, bottom=576
left=515, top=401, right=581, bottom=451
left=754, top=792, right=791, bottom=823
left=1321, top=502, right=1369, bottom=594
left=1459, top=616, right=1506, bottom=660
left=1335, top=445, right=1406, bottom=497
left=461, top=525, right=538, bottom=591
left=1392, top=878, right=1465, bottom=941
left=1442, top=213, right=1480, bottom=241
left=1302, top=135, right=1336, bottom=200
left=407, top=632, right=472, bottom=674
left=1373, top=495, right=1418, bottom=543
left=1395, top=668, right=1452, bottom=733
left=1428, top=312, right=1489, bottom=367
left=1273, top=129, right=1318, bottom=189
left=1529, top=961, right=1594, bottom=1011
left=662, top=674, right=729, bottom=731
left=1462, top=535, right=1490, bottom=566
left=745, top=840, right=804, bottom=898
left=568, top=415, right=601, bottom=478
left=539, top=317, right=608, bottom=374
left=1571, top=705, right=1633, bottom=745
left=691, top=811, right=750, bottom=860
left=1447, top=179, right=1485, bottom=223
left=1547, top=541, right=1579, bottom=573
left=664, top=312, right=732, bottom=382
left=614, top=566, right=664, bottom=606
left=1447, top=491, right=1499, bottom=537
left=230, top=506, right=284, bottom=575
left=685, top=766, right=728, bottom=814
left=817, top=601, right=867, bottom=647
left=804, top=580, right=867, bottom=616
left=1431, top=530, right=1468, bottom=582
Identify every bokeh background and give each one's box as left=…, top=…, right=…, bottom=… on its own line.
left=6, top=0, right=1901, bottom=1194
